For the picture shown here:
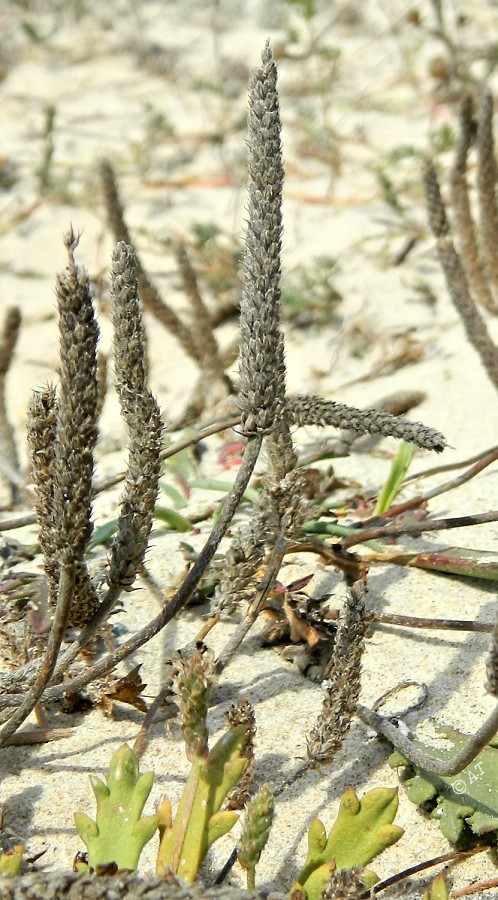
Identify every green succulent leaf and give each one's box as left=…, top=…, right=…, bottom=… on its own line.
left=74, top=744, right=158, bottom=871
left=0, top=846, right=24, bottom=876
left=322, top=787, right=403, bottom=869
left=307, top=817, right=327, bottom=855
left=389, top=723, right=498, bottom=842
left=291, top=787, right=403, bottom=900
left=207, top=810, right=239, bottom=847
left=156, top=725, right=246, bottom=883
left=423, top=874, right=450, bottom=900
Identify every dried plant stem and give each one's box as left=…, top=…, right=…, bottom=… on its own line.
left=1, top=727, right=75, bottom=748
left=451, top=876, right=498, bottom=898
left=360, top=847, right=487, bottom=899
left=357, top=700, right=498, bottom=776
left=451, top=94, right=496, bottom=312
left=372, top=612, right=493, bottom=634
left=174, top=241, right=225, bottom=383
left=133, top=681, right=176, bottom=760
left=0, top=560, right=74, bottom=748
left=404, top=443, right=498, bottom=485
left=100, top=160, right=200, bottom=362
left=326, top=607, right=494, bottom=635
left=1, top=436, right=263, bottom=705
left=341, top=509, right=498, bottom=550
left=424, top=158, right=498, bottom=393
left=477, top=89, right=498, bottom=299
left=0, top=513, right=37, bottom=532
left=0, top=306, right=22, bottom=504
left=215, top=533, right=288, bottom=674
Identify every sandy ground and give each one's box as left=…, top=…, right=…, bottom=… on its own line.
left=2, top=1, right=498, bottom=897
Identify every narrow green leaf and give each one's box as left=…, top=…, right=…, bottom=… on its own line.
left=154, top=506, right=194, bottom=532
left=88, top=519, right=118, bottom=550
left=374, top=441, right=414, bottom=515
left=159, top=480, right=188, bottom=509
left=190, top=478, right=259, bottom=503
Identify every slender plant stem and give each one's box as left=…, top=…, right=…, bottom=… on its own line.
left=0, top=512, right=40, bottom=532
left=451, top=875, right=498, bottom=898
left=0, top=560, right=75, bottom=747
left=325, top=608, right=493, bottom=633
left=341, top=510, right=498, bottom=550
left=372, top=612, right=494, bottom=633
left=359, top=846, right=487, bottom=897
left=133, top=682, right=176, bottom=759
left=404, top=444, right=498, bottom=485
left=215, top=533, right=288, bottom=675
left=0, top=727, right=75, bottom=747
left=356, top=700, right=498, bottom=776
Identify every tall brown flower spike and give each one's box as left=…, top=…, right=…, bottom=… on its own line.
left=0, top=306, right=22, bottom=503
left=107, top=242, right=162, bottom=592
left=27, top=387, right=58, bottom=606
left=36, top=230, right=100, bottom=626
left=287, top=395, right=446, bottom=451
left=225, top=699, right=256, bottom=809
left=477, top=89, right=498, bottom=297
left=450, top=93, right=496, bottom=312
left=100, top=160, right=199, bottom=363
left=238, top=41, right=286, bottom=437
left=424, top=158, right=498, bottom=394
left=306, top=581, right=367, bottom=765
left=174, top=645, right=216, bottom=761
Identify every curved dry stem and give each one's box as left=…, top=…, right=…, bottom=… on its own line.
left=357, top=701, right=498, bottom=777
left=0, top=560, right=74, bottom=748
left=341, top=509, right=498, bottom=550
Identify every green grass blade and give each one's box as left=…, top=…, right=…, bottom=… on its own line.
left=374, top=441, right=414, bottom=516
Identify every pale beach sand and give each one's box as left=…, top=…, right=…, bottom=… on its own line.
left=2, top=2, right=498, bottom=897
